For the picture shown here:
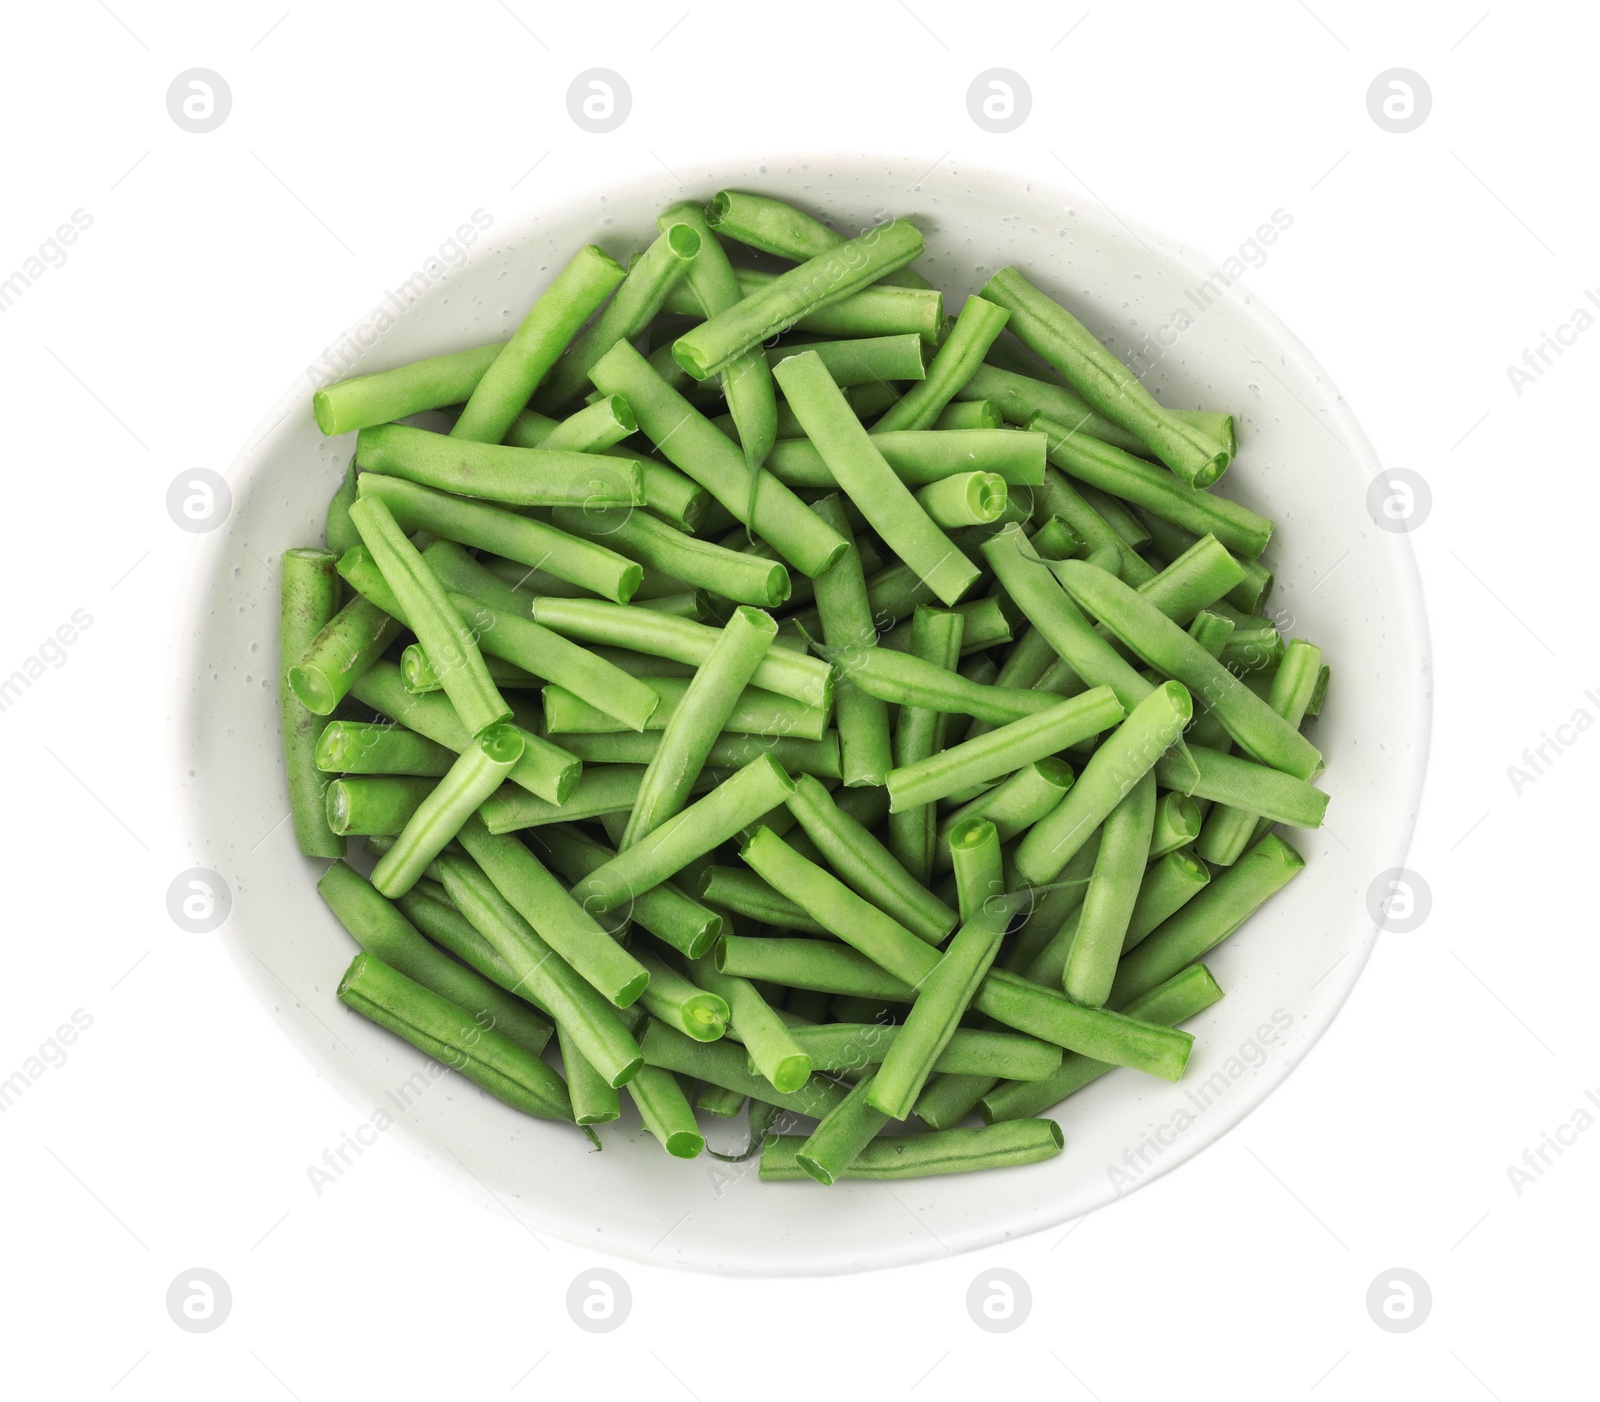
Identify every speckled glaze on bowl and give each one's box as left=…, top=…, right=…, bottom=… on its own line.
left=172, top=154, right=1430, bottom=1275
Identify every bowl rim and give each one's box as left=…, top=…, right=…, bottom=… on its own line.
left=169, top=149, right=1432, bottom=1275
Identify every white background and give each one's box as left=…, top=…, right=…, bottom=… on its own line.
left=1, top=0, right=1594, bottom=1395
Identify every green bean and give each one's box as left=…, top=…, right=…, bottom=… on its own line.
left=355, top=424, right=642, bottom=508
left=1149, top=790, right=1202, bottom=857
left=1306, top=664, right=1330, bottom=717
left=660, top=200, right=778, bottom=478
left=1133, top=533, right=1247, bottom=626
left=630, top=945, right=727, bottom=1041
left=436, top=850, right=644, bottom=1087
left=349, top=661, right=580, bottom=805
left=819, top=635, right=1052, bottom=725
left=413, top=539, right=531, bottom=614
left=697, top=1083, right=747, bottom=1118
left=675, top=220, right=925, bottom=379
left=579, top=754, right=797, bottom=912
left=1012, top=681, right=1193, bottom=886
left=766, top=429, right=1044, bottom=492
left=509, top=394, right=637, bottom=453
left=619, top=607, right=779, bottom=848
left=935, top=759, right=1074, bottom=865
left=1063, top=770, right=1156, bottom=1007
left=1030, top=415, right=1272, bottom=558
left=529, top=597, right=832, bottom=708
left=887, top=687, right=1125, bottom=813
left=980, top=964, right=1224, bottom=1122
left=705, top=190, right=932, bottom=289
left=1110, top=833, right=1304, bottom=1005
left=885, top=608, right=964, bottom=885
left=479, top=764, right=713, bottom=833
left=1030, top=468, right=1154, bottom=586
left=529, top=825, right=720, bottom=958
left=313, top=341, right=506, bottom=437
left=914, top=471, right=1008, bottom=528
left=1197, top=639, right=1324, bottom=863
left=552, top=505, right=790, bottom=608
left=780, top=1023, right=1058, bottom=1080
left=1079, top=482, right=1151, bottom=550
left=1133, top=508, right=1272, bottom=612
left=356, top=472, right=641, bottom=606
left=543, top=674, right=825, bottom=741
left=589, top=341, right=847, bottom=576
left=770, top=334, right=928, bottom=386
left=638, top=1018, right=848, bottom=1119
left=627, top=1065, right=705, bottom=1157
left=1155, top=745, right=1327, bottom=828
left=325, top=462, right=361, bottom=555
left=871, top=905, right=1007, bottom=1118
left=663, top=266, right=944, bottom=339
left=700, top=866, right=828, bottom=935
left=981, top=267, right=1230, bottom=487
left=558, top=1024, right=620, bottom=1126
left=550, top=730, right=839, bottom=780
left=368, top=725, right=523, bottom=896
left=688, top=954, right=812, bottom=1093
left=318, top=860, right=552, bottom=1058
left=1188, top=607, right=1236, bottom=658
left=773, top=351, right=980, bottom=606
left=1055, top=561, right=1322, bottom=780
left=873, top=295, right=1011, bottom=433
left=935, top=400, right=1001, bottom=430
left=325, top=775, right=435, bottom=836
left=532, top=224, right=700, bottom=413
left=280, top=548, right=345, bottom=855
left=1125, top=850, right=1211, bottom=953
left=288, top=593, right=401, bottom=716
left=337, top=953, right=573, bottom=1121
left=761, top=1118, right=1064, bottom=1180
left=716, top=934, right=914, bottom=1002
left=401, top=646, right=537, bottom=696
left=394, top=885, right=523, bottom=992
left=877, top=594, right=1013, bottom=657
left=789, top=1074, right=891, bottom=1183
left=948, top=818, right=1004, bottom=926
left=315, top=721, right=454, bottom=777
left=450, top=244, right=625, bottom=441
left=958, top=362, right=1148, bottom=452
left=454, top=814, right=649, bottom=1007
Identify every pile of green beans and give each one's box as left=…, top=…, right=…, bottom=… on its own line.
left=282, top=189, right=1329, bottom=1187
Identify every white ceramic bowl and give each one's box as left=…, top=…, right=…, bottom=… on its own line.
left=173, top=154, right=1429, bottom=1275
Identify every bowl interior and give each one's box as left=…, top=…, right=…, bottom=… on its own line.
left=174, top=154, right=1429, bottom=1275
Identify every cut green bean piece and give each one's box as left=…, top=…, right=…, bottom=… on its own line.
left=794, top=1074, right=892, bottom=1183
left=886, top=607, right=964, bottom=886
left=315, top=721, right=455, bottom=777
left=325, top=775, right=436, bottom=836
left=530, top=597, right=832, bottom=708
left=455, top=814, right=649, bottom=1007
left=355, top=472, right=642, bottom=605
left=589, top=341, right=847, bottom=577
left=543, top=674, right=825, bottom=740
left=402, top=646, right=539, bottom=696
left=873, top=295, right=1011, bottom=433
left=1063, top=770, right=1156, bottom=1007
left=639, top=1018, right=848, bottom=1119
left=871, top=905, right=1007, bottom=1119
left=313, top=341, right=506, bottom=437
left=288, top=593, right=401, bottom=716
left=513, top=394, right=638, bottom=453
left=1134, top=507, right=1272, bottom=612
left=449, top=244, right=625, bottom=441
left=1125, top=849, right=1211, bottom=951
left=675, top=220, right=925, bottom=380
left=688, top=954, right=811, bottom=1093
left=769, top=333, right=927, bottom=385
left=717, top=934, right=914, bottom=1003
left=1055, top=561, right=1322, bottom=780
left=782, top=1023, right=1060, bottom=1080
left=815, top=636, right=1051, bottom=725
left=705, top=190, right=932, bottom=289
left=627, top=1064, right=706, bottom=1157
left=959, top=361, right=1148, bottom=452
left=1030, top=415, right=1271, bottom=558
left=559, top=1024, right=620, bottom=1126
left=319, top=861, right=552, bottom=1058
left=887, top=687, right=1125, bottom=813
left=915, top=471, right=1008, bottom=528
left=697, top=1083, right=747, bottom=1118
left=533, top=224, right=700, bottom=413
left=1110, top=833, right=1304, bottom=1005
left=579, top=754, right=797, bottom=912
left=479, top=764, right=716, bottom=834
left=700, top=864, right=828, bottom=933
left=1154, top=745, right=1328, bottom=828
left=337, top=953, right=573, bottom=1122
left=1030, top=468, right=1154, bottom=586
left=1149, top=791, right=1202, bottom=858
left=982, top=267, right=1230, bottom=487
left=325, top=462, right=361, bottom=556
left=784, top=774, right=958, bottom=944
left=280, top=548, right=345, bottom=856
left=936, top=759, right=1074, bottom=865
left=663, top=265, right=943, bottom=338
left=549, top=730, right=839, bottom=780
left=370, top=724, right=524, bottom=897
left=436, top=850, right=643, bottom=1087
left=949, top=818, right=1005, bottom=926
left=980, top=964, right=1224, bottom=1122
left=774, top=351, right=979, bottom=606
left=356, top=424, right=643, bottom=507
left=766, top=429, right=1045, bottom=491
left=761, top=1119, right=1064, bottom=1181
